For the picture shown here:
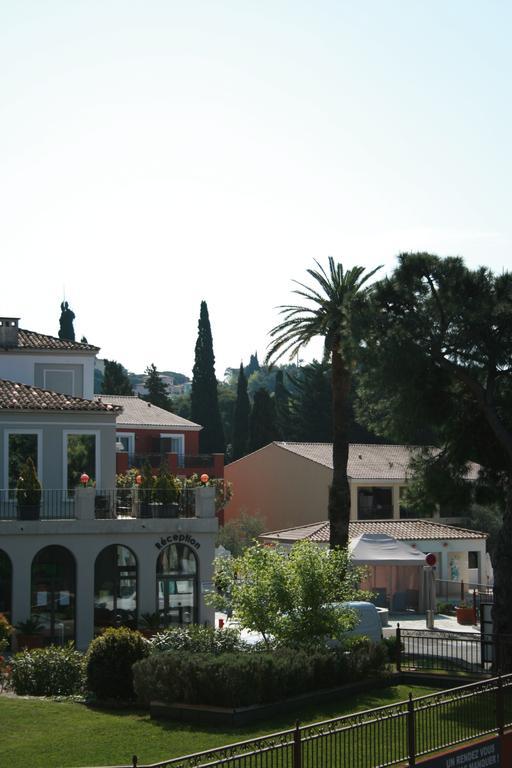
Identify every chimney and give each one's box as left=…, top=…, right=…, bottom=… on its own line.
left=0, top=318, right=20, bottom=348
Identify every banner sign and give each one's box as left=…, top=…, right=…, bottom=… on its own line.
left=419, top=737, right=500, bottom=768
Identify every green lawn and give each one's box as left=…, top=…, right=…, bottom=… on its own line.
left=2, top=684, right=443, bottom=768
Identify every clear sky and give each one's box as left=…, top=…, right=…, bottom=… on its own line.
left=1, top=1, right=511, bottom=378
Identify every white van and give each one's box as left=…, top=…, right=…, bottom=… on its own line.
left=338, top=601, right=383, bottom=643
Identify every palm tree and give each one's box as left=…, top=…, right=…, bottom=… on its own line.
left=265, top=257, right=380, bottom=548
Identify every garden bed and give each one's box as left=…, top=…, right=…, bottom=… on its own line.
left=150, top=675, right=394, bottom=726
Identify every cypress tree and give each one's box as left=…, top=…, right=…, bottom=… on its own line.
left=274, top=369, right=290, bottom=439
left=143, top=364, right=173, bottom=411
left=289, top=361, right=332, bottom=441
left=248, top=387, right=279, bottom=453
left=190, top=301, right=225, bottom=453
left=102, top=360, right=134, bottom=395
left=231, top=364, right=251, bottom=460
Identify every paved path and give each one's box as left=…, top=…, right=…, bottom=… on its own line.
left=383, top=613, right=480, bottom=636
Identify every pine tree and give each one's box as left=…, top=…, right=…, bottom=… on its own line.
left=102, top=360, right=134, bottom=395
left=248, top=387, right=279, bottom=453
left=232, top=364, right=251, bottom=460
left=143, top=364, right=173, bottom=411
left=58, top=301, right=76, bottom=341
left=191, top=302, right=225, bottom=453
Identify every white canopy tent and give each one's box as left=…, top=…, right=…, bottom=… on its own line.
left=349, top=533, right=428, bottom=612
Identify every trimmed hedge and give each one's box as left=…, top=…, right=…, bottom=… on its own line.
left=86, top=628, right=149, bottom=701
left=10, top=644, right=84, bottom=696
left=134, top=639, right=387, bottom=708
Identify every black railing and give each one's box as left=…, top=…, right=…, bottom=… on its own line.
left=129, top=454, right=215, bottom=470
left=0, top=488, right=196, bottom=520
left=396, top=626, right=512, bottom=675
left=0, top=489, right=76, bottom=520
left=106, top=675, right=512, bottom=768
left=95, top=489, right=195, bottom=519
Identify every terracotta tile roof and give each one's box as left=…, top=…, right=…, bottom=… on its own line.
left=261, top=518, right=486, bottom=543
left=0, top=379, right=120, bottom=412
left=4, top=329, right=99, bottom=352
left=99, top=395, right=201, bottom=430
left=274, top=442, right=480, bottom=481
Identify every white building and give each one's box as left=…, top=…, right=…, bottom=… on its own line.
left=0, top=316, right=218, bottom=649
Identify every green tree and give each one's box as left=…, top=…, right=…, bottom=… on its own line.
left=231, top=364, right=251, bottom=461
left=143, top=364, right=173, bottom=411
left=266, top=257, right=380, bottom=548
left=247, top=387, right=279, bottom=453
left=190, top=301, right=225, bottom=453
left=58, top=301, right=75, bottom=342
left=216, top=511, right=265, bottom=557
left=245, top=352, right=260, bottom=377
left=358, top=253, right=512, bottom=659
left=289, top=361, right=332, bottom=442
left=274, top=369, right=291, bottom=439
left=208, top=540, right=367, bottom=647
left=101, top=360, right=133, bottom=395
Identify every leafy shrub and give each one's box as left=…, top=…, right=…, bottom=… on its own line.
left=10, top=644, right=84, bottom=696
left=148, top=625, right=246, bottom=655
left=134, top=641, right=387, bottom=708
left=86, top=628, right=149, bottom=701
left=0, top=613, right=13, bottom=653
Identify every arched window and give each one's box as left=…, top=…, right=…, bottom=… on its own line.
left=94, top=545, right=137, bottom=631
left=156, top=544, right=198, bottom=626
left=31, top=546, right=75, bottom=644
left=0, top=550, right=12, bottom=621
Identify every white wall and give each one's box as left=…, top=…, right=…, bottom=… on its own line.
left=0, top=352, right=96, bottom=398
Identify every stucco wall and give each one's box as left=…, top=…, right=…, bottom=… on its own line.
left=0, top=411, right=117, bottom=489
left=225, top=443, right=332, bottom=530
left=0, top=515, right=217, bottom=649
left=0, top=351, right=96, bottom=398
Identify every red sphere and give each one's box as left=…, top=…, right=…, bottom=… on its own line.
left=425, top=552, right=437, bottom=566
left=80, top=473, right=90, bottom=486
left=200, top=473, right=209, bottom=484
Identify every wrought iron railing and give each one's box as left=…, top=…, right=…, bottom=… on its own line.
left=0, top=488, right=196, bottom=520
left=396, top=626, right=512, bottom=675
left=0, top=489, right=76, bottom=520
left=101, top=674, right=512, bottom=768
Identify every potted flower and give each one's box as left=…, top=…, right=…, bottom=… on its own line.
left=455, top=603, right=476, bottom=625
left=138, top=461, right=154, bottom=518
left=16, top=458, right=42, bottom=520
left=15, top=616, right=45, bottom=650
left=153, top=465, right=180, bottom=518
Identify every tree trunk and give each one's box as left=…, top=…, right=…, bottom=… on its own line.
left=329, top=348, right=351, bottom=549
left=492, top=473, right=512, bottom=672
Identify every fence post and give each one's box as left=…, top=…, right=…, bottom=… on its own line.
left=496, top=675, right=504, bottom=736
left=461, top=580, right=465, bottom=602
left=396, top=623, right=402, bottom=673
left=293, top=721, right=302, bottom=768
left=407, top=693, right=416, bottom=768
left=132, top=756, right=138, bottom=768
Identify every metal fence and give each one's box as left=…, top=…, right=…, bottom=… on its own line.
left=111, top=675, right=512, bottom=768
left=0, top=489, right=76, bottom=520
left=435, top=578, right=494, bottom=606
left=0, top=488, right=195, bottom=520
left=396, top=626, right=512, bottom=675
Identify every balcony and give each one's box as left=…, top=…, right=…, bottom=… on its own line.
left=116, top=452, right=224, bottom=478
left=0, top=487, right=207, bottom=521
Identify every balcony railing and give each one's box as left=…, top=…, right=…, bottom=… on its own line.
left=0, top=488, right=197, bottom=521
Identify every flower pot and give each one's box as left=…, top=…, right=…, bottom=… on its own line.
left=159, top=503, right=179, bottom=518
left=456, top=606, right=475, bottom=625
left=17, top=504, right=41, bottom=521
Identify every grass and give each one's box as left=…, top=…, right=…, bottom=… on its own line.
left=1, top=684, right=444, bottom=768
